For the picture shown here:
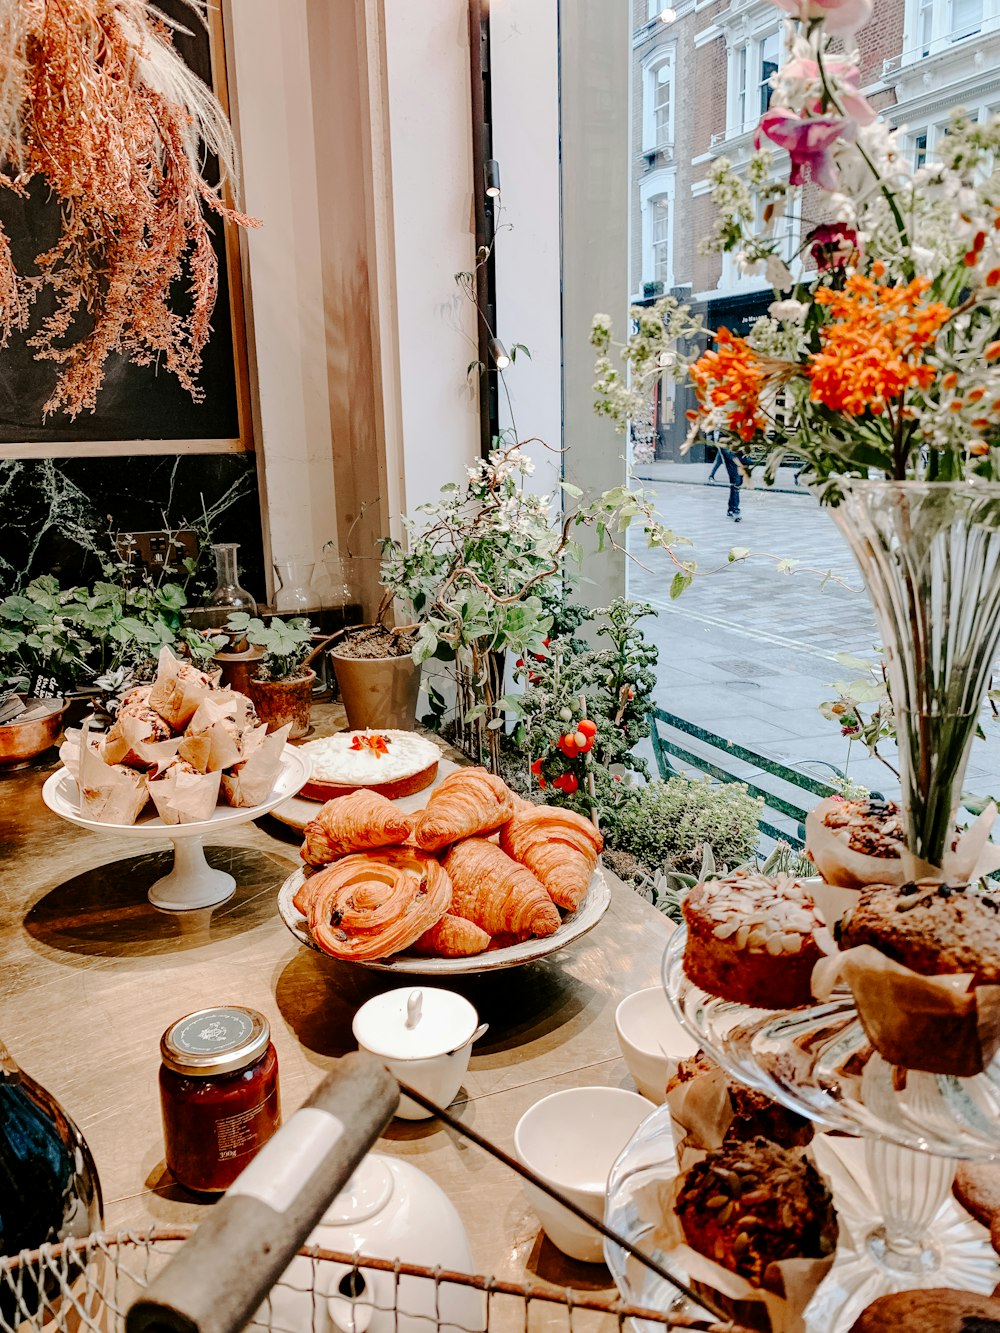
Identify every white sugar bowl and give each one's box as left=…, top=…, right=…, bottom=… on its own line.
left=352, top=987, right=487, bottom=1120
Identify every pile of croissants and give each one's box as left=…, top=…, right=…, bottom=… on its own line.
left=293, top=767, right=604, bottom=961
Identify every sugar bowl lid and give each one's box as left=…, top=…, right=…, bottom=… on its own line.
left=161, top=1006, right=270, bottom=1076
left=352, top=987, right=479, bottom=1061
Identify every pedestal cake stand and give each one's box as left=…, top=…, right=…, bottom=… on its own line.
left=603, top=927, right=1000, bottom=1333
left=42, top=746, right=310, bottom=911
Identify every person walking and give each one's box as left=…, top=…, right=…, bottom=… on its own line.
left=706, top=429, right=725, bottom=482
left=720, top=446, right=745, bottom=522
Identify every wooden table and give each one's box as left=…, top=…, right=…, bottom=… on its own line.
left=0, top=704, right=674, bottom=1300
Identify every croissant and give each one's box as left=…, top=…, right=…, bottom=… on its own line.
left=499, top=805, right=603, bottom=911
left=307, top=847, right=451, bottom=961
left=442, top=838, right=560, bottom=940
left=411, top=914, right=491, bottom=957
left=413, top=767, right=516, bottom=852
left=300, top=790, right=412, bottom=868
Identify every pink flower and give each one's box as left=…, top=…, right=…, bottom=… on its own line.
left=782, top=57, right=876, bottom=125
left=756, top=109, right=849, bottom=191
left=770, top=0, right=873, bottom=34
left=808, top=222, right=861, bottom=270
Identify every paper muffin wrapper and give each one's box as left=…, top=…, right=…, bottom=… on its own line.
left=185, top=691, right=258, bottom=772
left=812, top=945, right=1000, bottom=1077
left=148, top=766, right=223, bottom=825
left=103, top=715, right=181, bottom=770
left=146, top=646, right=221, bottom=731
left=221, top=723, right=291, bottom=807
left=665, top=1066, right=737, bottom=1173
left=634, top=1176, right=836, bottom=1333
left=77, top=724, right=149, bottom=825
left=806, top=798, right=1000, bottom=893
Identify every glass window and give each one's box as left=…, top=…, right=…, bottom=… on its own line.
left=758, top=31, right=780, bottom=117
left=919, top=0, right=934, bottom=51
left=913, top=129, right=928, bottom=168
left=651, top=195, right=671, bottom=284
left=951, top=0, right=982, bottom=38
left=655, top=62, right=673, bottom=146
left=734, top=44, right=748, bottom=133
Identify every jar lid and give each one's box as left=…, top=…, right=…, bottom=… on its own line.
left=352, top=987, right=478, bottom=1061
left=160, top=1006, right=270, bottom=1077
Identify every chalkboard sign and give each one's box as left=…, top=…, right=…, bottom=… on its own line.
left=0, top=0, right=248, bottom=451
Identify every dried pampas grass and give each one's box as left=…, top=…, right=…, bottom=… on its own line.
left=0, top=0, right=260, bottom=418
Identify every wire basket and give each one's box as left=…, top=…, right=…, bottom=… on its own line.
left=0, top=1231, right=743, bottom=1333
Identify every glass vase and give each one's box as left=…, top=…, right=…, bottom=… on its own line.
left=273, top=559, right=321, bottom=615
left=208, top=543, right=257, bottom=616
left=830, top=480, right=1000, bottom=868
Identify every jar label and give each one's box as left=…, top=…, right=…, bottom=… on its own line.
left=216, top=1088, right=278, bottom=1162
left=228, top=1106, right=346, bottom=1212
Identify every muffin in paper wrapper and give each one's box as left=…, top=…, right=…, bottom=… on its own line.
left=665, top=1063, right=736, bottom=1173
left=812, top=945, right=1000, bottom=1077
left=103, top=714, right=181, bottom=770
left=148, top=759, right=222, bottom=825
left=76, top=724, right=149, bottom=825
left=631, top=1173, right=835, bottom=1333
left=146, top=646, right=221, bottom=731
left=59, top=730, right=104, bottom=784
left=181, top=692, right=257, bottom=772
left=806, top=797, right=1000, bottom=894
left=221, top=723, right=291, bottom=807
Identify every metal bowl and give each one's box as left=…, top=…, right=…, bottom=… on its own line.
left=0, top=697, right=66, bottom=768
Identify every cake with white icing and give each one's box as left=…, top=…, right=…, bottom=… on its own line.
left=297, top=729, right=440, bottom=801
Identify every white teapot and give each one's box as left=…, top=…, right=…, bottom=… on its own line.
left=252, top=1155, right=484, bottom=1333
left=352, top=988, right=487, bottom=1120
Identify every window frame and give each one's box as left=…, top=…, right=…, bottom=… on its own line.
left=726, top=20, right=781, bottom=138
left=640, top=170, right=676, bottom=290
left=641, top=46, right=677, bottom=152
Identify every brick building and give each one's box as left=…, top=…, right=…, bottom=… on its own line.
left=630, top=0, right=1000, bottom=457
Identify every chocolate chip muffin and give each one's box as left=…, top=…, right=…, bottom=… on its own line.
left=682, top=871, right=828, bottom=1009
left=838, top=880, right=1000, bottom=984
left=674, top=1137, right=838, bottom=1288
left=666, top=1051, right=813, bottom=1148
left=819, top=796, right=905, bottom=858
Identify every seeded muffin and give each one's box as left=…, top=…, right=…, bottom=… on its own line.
left=666, top=1050, right=814, bottom=1148
left=838, top=880, right=1000, bottom=984
left=681, top=871, right=828, bottom=1009
left=819, top=796, right=905, bottom=859
left=674, top=1137, right=838, bottom=1288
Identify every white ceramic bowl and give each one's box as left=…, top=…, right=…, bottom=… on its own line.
left=614, top=986, right=699, bottom=1104
left=514, top=1086, right=653, bottom=1262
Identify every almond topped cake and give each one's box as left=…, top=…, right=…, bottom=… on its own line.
left=681, top=870, right=827, bottom=1009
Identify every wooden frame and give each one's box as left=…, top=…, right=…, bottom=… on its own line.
left=0, top=4, right=254, bottom=461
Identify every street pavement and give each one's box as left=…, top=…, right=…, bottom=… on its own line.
left=626, top=461, right=1000, bottom=806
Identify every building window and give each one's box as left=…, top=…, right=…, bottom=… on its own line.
left=728, top=27, right=780, bottom=136
left=912, top=129, right=928, bottom=168
left=904, top=0, right=984, bottom=58
left=651, top=196, right=671, bottom=284
left=951, top=0, right=983, bottom=38
left=642, top=50, right=675, bottom=151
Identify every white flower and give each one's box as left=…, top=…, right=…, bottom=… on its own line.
left=765, top=255, right=794, bottom=290
left=737, top=251, right=763, bottom=276
left=769, top=298, right=808, bottom=324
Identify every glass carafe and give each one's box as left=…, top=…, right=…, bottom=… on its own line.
left=208, top=543, right=257, bottom=617
left=273, top=559, right=322, bottom=615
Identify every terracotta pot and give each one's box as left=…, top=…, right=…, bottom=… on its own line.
left=0, top=697, right=66, bottom=768
left=329, top=643, right=421, bottom=731
left=211, top=644, right=265, bottom=696
left=245, top=670, right=316, bottom=740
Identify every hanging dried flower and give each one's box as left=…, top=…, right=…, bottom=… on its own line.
left=0, top=0, right=260, bottom=418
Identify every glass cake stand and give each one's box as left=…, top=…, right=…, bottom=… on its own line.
left=662, top=928, right=1000, bottom=1160
left=603, top=1101, right=998, bottom=1333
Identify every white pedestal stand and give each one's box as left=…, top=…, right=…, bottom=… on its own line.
left=147, top=836, right=237, bottom=911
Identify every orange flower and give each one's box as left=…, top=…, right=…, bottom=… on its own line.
left=689, top=329, right=768, bottom=442
left=987, top=342, right=1000, bottom=362
left=942, top=372, right=959, bottom=390
left=970, top=441, right=991, bottom=456
left=808, top=275, right=950, bottom=416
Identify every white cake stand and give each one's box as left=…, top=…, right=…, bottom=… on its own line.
left=42, top=746, right=310, bottom=912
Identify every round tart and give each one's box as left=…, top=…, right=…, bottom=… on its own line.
left=674, top=1136, right=838, bottom=1288
left=681, top=871, right=828, bottom=1009
left=296, top=730, right=440, bottom=802
left=848, top=1288, right=1000, bottom=1332
left=838, top=880, right=1000, bottom=984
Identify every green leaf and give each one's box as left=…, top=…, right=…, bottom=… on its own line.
left=728, top=547, right=750, bottom=562
left=561, top=482, right=584, bottom=499
left=669, top=571, right=693, bottom=600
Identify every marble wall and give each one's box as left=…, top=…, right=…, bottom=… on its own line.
left=0, top=454, right=265, bottom=601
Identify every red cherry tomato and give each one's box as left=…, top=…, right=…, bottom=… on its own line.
left=573, top=730, right=588, bottom=749
left=577, top=719, right=597, bottom=739
left=558, top=734, right=580, bottom=758
left=530, top=758, right=543, bottom=775
left=537, top=775, right=547, bottom=790
left=553, top=772, right=579, bottom=794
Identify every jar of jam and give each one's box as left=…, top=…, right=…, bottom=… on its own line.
left=159, top=1006, right=280, bottom=1194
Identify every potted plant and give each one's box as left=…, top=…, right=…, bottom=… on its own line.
left=327, top=621, right=422, bottom=732
left=225, top=614, right=318, bottom=739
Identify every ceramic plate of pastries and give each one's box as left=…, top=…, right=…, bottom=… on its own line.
left=662, top=792, right=1000, bottom=1155
left=276, top=744, right=610, bottom=973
